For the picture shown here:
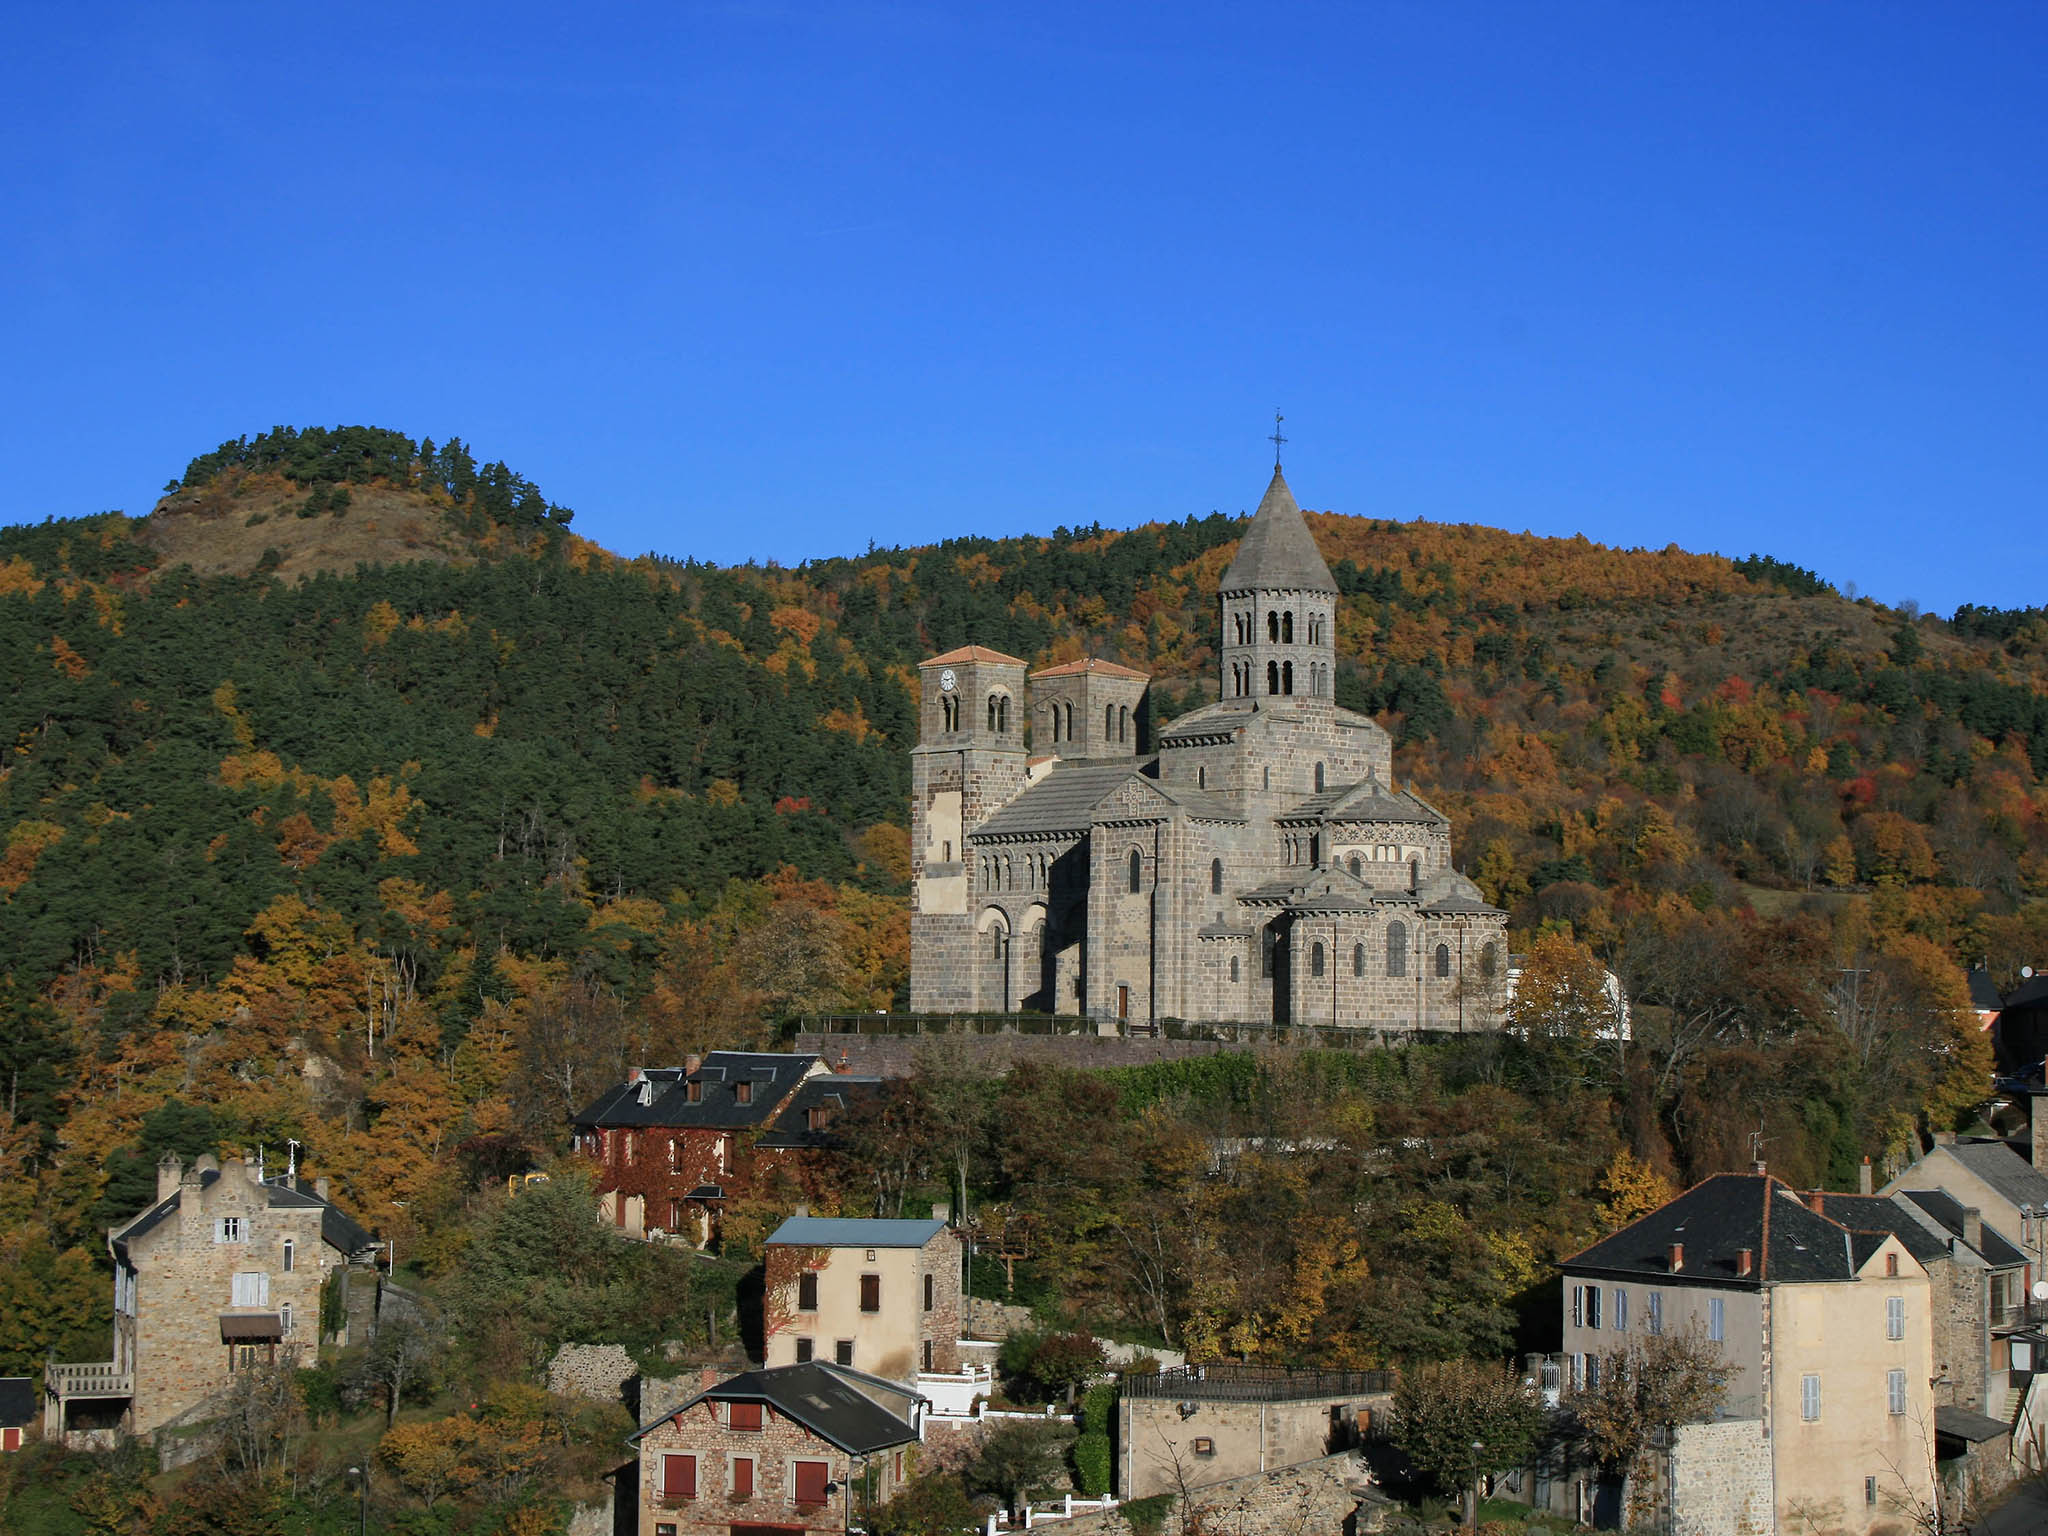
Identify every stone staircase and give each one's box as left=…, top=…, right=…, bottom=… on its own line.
left=1994, top=1384, right=2022, bottom=1426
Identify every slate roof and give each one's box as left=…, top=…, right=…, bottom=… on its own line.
left=972, top=759, right=1154, bottom=837
left=1898, top=1189, right=2027, bottom=1266
left=1415, top=869, right=1501, bottom=916
left=1934, top=1140, right=2048, bottom=1211
left=113, top=1171, right=375, bottom=1261
left=572, top=1052, right=817, bottom=1130
left=1969, top=969, right=2005, bottom=1012
left=1219, top=468, right=1339, bottom=594
left=0, top=1377, right=36, bottom=1428
left=1566, top=1174, right=1879, bottom=1286
left=767, top=1215, right=947, bottom=1249
left=755, top=1075, right=884, bottom=1151
left=2003, top=976, right=2048, bottom=1012
left=1031, top=657, right=1149, bottom=680
left=1935, top=1404, right=2012, bottom=1444
left=1284, top=775, right=1445, bottom=826
left=1804, top=1193, right=1950, bottom=1266
left=921, top=645, right=1025, bottom=668
left=631, top=1361, right=921, bottom=1456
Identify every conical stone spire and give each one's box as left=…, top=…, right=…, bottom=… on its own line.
left=1219, top=467, right=1338, bottom=594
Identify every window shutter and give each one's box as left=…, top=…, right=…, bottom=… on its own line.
left=1801, top=1374, right=1820, bottom=1421
left=1571, top=1286, right=1583, bottom=1328
left=732, top=1456, right=754, bottom=1497
left=662, top=1454, right=696, bottom=1498
left=1887, top=1370, right=1907, bottom=1416
left=798, top=1272, right=819, bottom=1311
left=1614, top=1289, right=1628, bottom=1332
left=860, top=1273, right=881, bottom=1312
left=795, top=1460, right=830, bottom=1505
left=1886, top=1296, right=1904, bottom=1340
left=1709, top=1296, right=1724, bottom=1342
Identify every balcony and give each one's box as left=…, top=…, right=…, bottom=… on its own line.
left=48, top=1362, right=134, bottom=1400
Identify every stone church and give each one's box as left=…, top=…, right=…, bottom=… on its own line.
left=909, top=466, right=1507, bottom=1031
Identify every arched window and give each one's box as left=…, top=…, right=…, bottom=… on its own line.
left=1263, top=766, right=1270, bottom=790
left=1386, top=921, right=1408, bottom=978
left=1230, top=956, right=1240, bottom=983
left=943, top=695, right=959, bottom=730
left=1311, top=942, right=1325, bottom=977
left=1435, top=943, right=1452, bottom=978
left=1198, top=766, right=1207, bottom=788
left=1064, top=702, right=1074, bottom=740
left=987, top=695, right=998, bottom=731
left=1049, top=705, right=1061, bottom=744
left=1267, top=661, right=1280, bottom=695
left=1210, top=858, right=1223, bottom=894
left=1353, top=943, right=1365, bottom=977
left=1480, top=942, right=1499, bottom=979
left=1106, top=704, right=1116, bottom=739
left=1119, top=705, right=1129, bottom=743
left=999, top=696, right=1009, bottom=731
left=1128, top=850, right=1143, bottom=894
left=1268, top=611, right=1279, bottom=642
left=1314, top=762, right=1325, bottom=792
left=1348, top=855, right=1361, bottom=878
left=1282, top=611, right=1294, bottom=643
left=1282, top=660, right=1294, bottom=695
left=1309, top=833, right=1321, bottom=866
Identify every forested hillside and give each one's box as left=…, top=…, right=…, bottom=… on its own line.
left=3, top=426, right=2046, bottom=1385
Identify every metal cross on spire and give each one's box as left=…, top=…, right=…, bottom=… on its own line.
left=1268, top=410, right=1287, bottom=468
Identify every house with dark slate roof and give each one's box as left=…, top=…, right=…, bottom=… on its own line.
left=908, top=464, right=1507, bottom=1030
left=627, top=1360, right=921, bottom=1536
left=572, top=1052, right=880, bottom=1246
left=1559, top=1172, right=1936, bottom=1535
left=46, top=1153, right=376, bottom=1442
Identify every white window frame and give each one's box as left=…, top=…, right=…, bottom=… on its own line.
left=1800, top=1373, right=1821, bottom=1422
left=1887, top=1369, right=1907, bottom=1416
left=1646, top=1291, right=1663, bottom=1335
left=1886, top=1295, right=1904, bottom=1341
left=1613, top=1289, right=1628, bottom=1332
left=1571, top=1285, right=1583, bottom=1328
left=280, top=1303, right=293, bottom=1336
left=215, top=1216, right=246, bottom=1244
left=1586, top=1286, right=1602, bottom=1329
left=1709, top=1295, right=1725, bottom=1342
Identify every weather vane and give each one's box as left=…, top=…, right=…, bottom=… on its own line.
left=1269, top=410, right=1287, bottom=468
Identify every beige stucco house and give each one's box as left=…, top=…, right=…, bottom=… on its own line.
left=762, top=1215, right=962, bottom=1383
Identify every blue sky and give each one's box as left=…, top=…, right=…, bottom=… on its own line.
left=3, top=3, right=2040, bottom=613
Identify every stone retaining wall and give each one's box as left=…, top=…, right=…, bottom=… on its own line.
left=796, top=1032, right=1277, bottom=1080
left=547, top=1343, right=639, bottom=1404
left=1060, top=1452, right=1369, bottom=1536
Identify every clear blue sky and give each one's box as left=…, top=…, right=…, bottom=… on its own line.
left=3, top=3, right=2041, bottom=613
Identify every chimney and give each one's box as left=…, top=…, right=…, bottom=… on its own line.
left=1964, top=1207, right=1984, bottom=1253
left=794, top=1203, right=810, bottom=1219
left=314, top=1176, right=330, bottom=1201
left=837, top=1050, right=852, bottom=1073
left=684, top=1054, right=702, bottom=1076
left=701, top=1367, right=720, bottom=1391
left=2033, top=1092, right=2048, bottom=1173
left=1809, top=1192, right=1824, bottom=1216
left=1737, top=1248, right=1753, bottom=1277
left=1859, top=1157, right=1874, bottom=1196
left=1751, top=1160, right=1768, bottom=1176
left=627, top=1066, right=643, bottom=1084
left=1668, top=1243, right=1684, bottom=1273
left=1933, top=1131, right=1957, bottom=1147
left=932, top=1202, right=951, bottom=1223
left=157, top=1153, right=184, bottom=1202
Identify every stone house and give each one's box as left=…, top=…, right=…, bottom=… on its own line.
left=762, top=1215, right=962, bottom=1381
left=1117, top=1363, right=1392, bottom=1499
left=627, top=1361, right=920, bottom=1536
left=572, top=1053, right=880, bottom=1245
left=0, top=1378, right=32, bottom=1452
left=908, top=465, right=1507, bottom=1031
left=46, top=1153, right=374, bottom=1440
left=1559, top=1172, right=1936, bottom=1535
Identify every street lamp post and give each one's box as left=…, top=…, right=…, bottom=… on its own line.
left=1468, top=1440, right=1484, bottom=1533
left=347, top=1463, right=368, bottom=1536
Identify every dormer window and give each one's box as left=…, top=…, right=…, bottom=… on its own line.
left=687, top=1081, right=702, bottom=1103
left=808, top=1107, right=829, bottom=1131
left=637, top=1080, right=655, bottom=1106
left=215, top=1217, right=246, bottom=1244
left=735, top=1082, right=753, bottom=1105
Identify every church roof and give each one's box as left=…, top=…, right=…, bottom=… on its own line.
left=971, top=760, right=1154, bottom=838
left=1218, top=468, right=1339, bottom=595
left=1416, top=868, right=1500, bottom=915
left=1283, top=774, right=1445, bottom=825
left=921, top=644, right=1026, bottom=668
left=1030, top=657, right=1150, bottom=681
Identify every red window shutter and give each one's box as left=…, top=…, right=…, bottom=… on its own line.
left=2, top=1426, right=18, bottom=1452
left=663, top=1454, right=696, bottom=1498
left=733, top=1456, right=755, bottom=1497
left=795, top=1460, right=830, bottom=1505
left=730, top=1401, right=764, bottom=1431
left=860, top=1273, right=881, bottom=1312
left=798, top=1272, right=819, bottom=1311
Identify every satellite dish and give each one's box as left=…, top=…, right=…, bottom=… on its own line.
left=2025, top=967, right=2037, bottom=980
left=2033, top=1281, right=2048, bottom=1302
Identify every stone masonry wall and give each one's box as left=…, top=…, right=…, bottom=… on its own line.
left=633, top=1394, right=911, bottom=1536
left=547, top=1343, right=639, bottom=1404
left=1062, top=1451, right=1366, bottom=1536
left=1121, top=1393, right=1391, bottom=1500
left=1667, top=1418, right=1773, bottom=1536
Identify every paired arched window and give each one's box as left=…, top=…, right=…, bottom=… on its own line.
left=1282, top=611, right=1294, bottom=643
left=1386, top=921, right=1408, bottom=978
left=1435, top=943, right=1452, bottom=978
left=1128, top=850, right=1143, bottom=894
left=1210, top=858, right=1223, bottom=894
left=1267, top=611, right=1280, bottom=643
left=1282, top=660, right=1294, bottom=695
left=1348, top=855, right=1362, bottom=878
left=1353, top=944, right=1365, bottom=977
left=1310, top=942, right=1325, bottom=978
left=1267, top=661, right=1280, bottom=695
left=1119, top=705, right=1130, bottom=743
left=987, top=694, right=1010, bottom=732
left=942, top=695, right=961, bottom=730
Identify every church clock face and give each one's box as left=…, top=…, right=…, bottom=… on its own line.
left=939, top=669, right=957, bottom=692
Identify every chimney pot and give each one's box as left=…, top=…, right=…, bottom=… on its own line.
left=314, top=1176, right=330, bottom=1201
left=1859, top=1157, right=1874, bottom=1197
left=1668, top=1242, right=1684, bottom=1273
left=684, top=1054, right=702, bottom=1075
left=1964, top=1206, right=1984, bottom=1252
left=1737, top=1248, right=1753, bottom=1277
left=933, top=1202, right=951, bottom=1223
left=1751, top=1160, right=1768, bottom=1176
left=1933, top=1131, right=1957, bottom=1147
left=157, top=1153, right=185, bottom=1203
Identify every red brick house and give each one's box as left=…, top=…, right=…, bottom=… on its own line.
left=572, top=1053, right=879, bottom=1246
left=627, top=1361, right=921, bottom=1536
